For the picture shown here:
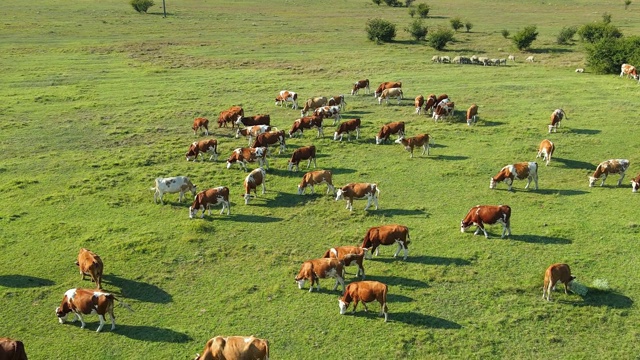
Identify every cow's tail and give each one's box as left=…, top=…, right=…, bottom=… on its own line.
left=264, top=338, right=270, bottom=360
left=149, top=187, right=157, bottom=191
left=112, top=296, right=134, bottom=312
left=322, top=248, right=333, bottom=258
left=382, top=284, right=389, bottom=314
left=374, top=185, right=381, bottom=199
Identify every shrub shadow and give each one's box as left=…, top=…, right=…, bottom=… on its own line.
left=217, top=214, right=283, bottom=223
left=568, top=128, right=601, bottom=135
left=404, top=255, right=471, bottom=266
left=0, top=275, right=55, bottom=288
left=103, top=275, right=172, bottom=304
left=535, top=188, right=589, bottom=196
left=530, top=48, right=573, bottom=54
left=577, top=289, right=634, bottom=309
left=391, top=312, right=462, bottom=329
left=373, top=208, right=428, bottom=217
left=553, top=157, right=595, bottom=170
left=116, top=325, right=193, bottom=343
left=364, top=274, right=428, bottom=289
left=508, top=234, right=572, bottom=244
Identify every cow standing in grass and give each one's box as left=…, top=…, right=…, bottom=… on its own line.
left=395, top=134, right=430, bottom=158
left=490, top=162, right=538, bottom=191
left=589, top=159, right=630, bottom=187
left=338, top=281, right=388, bottom=322
left=542, top=263, right=575, bottom=301
left=536, top=139, right=555, bottom=166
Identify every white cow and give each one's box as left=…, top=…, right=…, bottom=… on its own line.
left=378, top=88, right=403, bottom=105
left=150, top=176, right=197, bottom=204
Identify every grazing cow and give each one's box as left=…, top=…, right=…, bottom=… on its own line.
left=333, top=118, right=361, bottom=141
left=542, top=263, right=575, bottom=301
left=288, top=145, right=317, bottom=171
left=275, top=90, right=298, bottom=109
left=460, top=205, right=512, bottom=239
left=55, top=288, right=119, bottom=332
left=361, top=224, right=410, bottom=260
left=466, top=104, right=478, bottom=126
left=351, top=79, right=370, bottom=95
left=508, top=54, right=516, bottom=62
left=76, top=248, right=103, bottom=289
left=395, top=134, right=430, bottom=158
left=536, top=139, right=555, bottom=166
left=338, top=281, right=388, bottom=322
left=236, top=114, right=271, bottom=127
left=548, top=108, right=568, bottom=133
left=431, top=55, right=441, bottom=63
left=632, top=173, right=640, bottom=193
left=289, top=116, right=323, bottom=138
left=252, top=130, right=286, bottom=155
left=433, top=101, right=455, bottom=122
left=217, top=106, right=244, bottom=128
left=620, top=63, right=639, bottom=80
left=192, top=117, right=209, bottom=136
left=150, top=176, right=197, bottom=204
left=189, top=186, right=230, bottom=219
left=424, top=94, right=437, bottom=115
left=575, top=68, right=585, bottom=73
left=195, top=336, right=269, bottom=360
left=226, top=147, right=268, bottom=171
left=414, top=95, right=425, bottom=114
left=298, top=170, right=335, bottom=195
left=526, top=55, right=535, bottom=62
left=301, top=96, right=328, bottom=116
left=375, top=121, right=405, bottom=145
left=186, top=139, right=218, bottom=162
left=374, top=81, right=402, bottom=98
left=243, top=167, right=266, bottom=205
left=490, top=162, right=539, bottom=191
left=434, top=93, right=449, bottom=108
left=295, top=258, right=345, bottom=293
left=377, top=87, right=403, bottom=105
left=328, top=95, right=347, bottom=111
left=313, top=105, right=342, bottom=125
left=336, top=183, right=380, bottom=212
left=236, top=124, right=272, bottom=146
left=589, top=159, right=630, bottom=187
left=323, top=246, right=365, bottom=279
left=0, top=338, right=27, bottom=360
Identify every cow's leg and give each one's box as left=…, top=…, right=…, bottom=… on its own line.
left=600, top=174, right=607, bottom=186
left=533, top=173, right=539, bottom=190
left=506, top=178, right=513, bottom=191
left=373, top=195, right=379, bottom=210
left=261, top=181, right=266, bottom=195
left=352, top=300, right=359, bottom=313
left=617, top=172, right=626, bottom=186
left=362, top=301, right=369, bottom=313
left=74, top=312, right=85, bottom=329
left=364, top=196, right=372, bottom=211
left=480, top=225, right=490, bottom=239
left=347, top=199, right=353, bottom=211
left=309, top=185, right=315, bottom=194
left=306, top=159, right=311, bottom=169
left=312, top=158, right=317, bottom=168
left=326, top=184, right=335, bottom=195
left=393, top=241, right=402, bottom=258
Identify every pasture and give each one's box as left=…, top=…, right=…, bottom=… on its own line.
left=1, top=0, right=640, bottom=358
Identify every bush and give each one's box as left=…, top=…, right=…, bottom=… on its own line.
left=405, top=19, right=428, bottom=41
left=625, top=0, right=632, bottom=10
left=366, top=18, right=397, bottom=43
left=416, top=3, right=430, bottom=18
left=408, top=8, right=416, bottom=17
left=602, top=12, right=612, bottom=24
left=404, top=0, right=415, bottom=6
left=372, top=0, right=382, bottom=5
left=450, top=17, right=464, bottom=32
left=557, top=26, right=577, bottom=45
left=577, top=22, right=622, bottom=43
left=501, top=29, right=510, bottom=39
left=512, top=25, right=538, bottom=50
left=427, top=27, right=454, bottom=50
left=585, top=35, right=640, bottom=74
left=465, top=21, right=473, bottom=33
left=130, top=0, right=154, bottom=13
left=383, top=0, right=402, bottom=6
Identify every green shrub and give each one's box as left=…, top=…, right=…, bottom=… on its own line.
left=408, top=8, right=416, bottom=17
left=625, top=0, right=632, bottom=10
left=366, top=18, right=397, bottom=43
left=450, top=17, right=464, bottom=32
left=577, top=22, right=622, bottom=43
left=383, top=0, right=402, bottom=6
left=465, top=21, right=473, bottom=33
left=501, top=29, right=510, bottom=38
left=427, top=27, right=454, bottom=50
left=372, top=0, right=382, bottom=5
left=130, top=0, right=154, bottom=13
left=512, top=25, right=538, bottom=50
left=416, top=3, right=430, bottom=18
left=602, top=12, right=612, bottom=24
left=585, top=35, right=640, bottom=74
left=405, top=19, right=428, bottom=41
left=404, top=0, right=415, bottom=6
left=557, top=26, right=577, bottom=45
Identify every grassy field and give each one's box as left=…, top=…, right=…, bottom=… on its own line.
left=2, top=0, right=640, bottom=358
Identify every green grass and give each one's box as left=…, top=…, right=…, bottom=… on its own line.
left=2, top=0, right=640, bottom=358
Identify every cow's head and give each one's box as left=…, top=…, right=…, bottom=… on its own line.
left=186, top=144, right=198, bottom=161
left=338, top=299, right=349, bottom=315
left=335, top=189, right=345, bottom=201
left=244, top=193, right=252, bottom=205
left=460, top=220, right=472, bottom=233
left=188, top=206, right=197, bottom=219
left=489, top=177, right=498, bottom=189
left=333, top=131, right=341, bottom=141
left=632, top=179, right=640, bottom=192
left=287, top=161, right=295, bottom=171
left=588, top=176, right=598, bottom=187
left=294, top=274, right=306, bottom=289
left=55, top=305, right=70, bottom=323
left=297, top=184, right=305, bottom=195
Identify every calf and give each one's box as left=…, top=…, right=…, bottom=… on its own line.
left=275, top=90, right=298, bottom=109
left=536, top=139, right=555, bottom=166
left=252, top=130, right=286, bottom=155
left=333, top=118, right=361, bottom=141
left=336, top=183, right=380, bottom=212
left=226, top=147, right=268, bottom=171
left=466, top=104, right=478, bottom=126
left=323, top=246, right=365, bottom=278
left=189, top=186, right=230, bottom=219
left=192, top=117, right=209, bottom=135
left=361, top=224, right=410, bottom=260
left=195, top=336, right=269, bottom=360
left=434, top=94, right=449, bottom=108
left=55, top=288, right=118, bottom=332
left=375, top=121, right=405, bottom=145
left=631, top=173, right=640, bottom=193
left=289, top=116, right=323, bottom=138
left=414, top=95, right=425, bottom=115
left=76, top=248, right=103, bottom=289
left=424, top=94, right=437, bottom=115
left=313, top=105, right=341, bottom=125
left=526, top=55, right=535, bottom=62
left=150, top=176, right=197, bottom=204
left=548, top=108, right=568, bottom=133
left=288, top=145, right=317, bottom=171
left=338, top=281, right=388, bottom=322
left=490, top=162, right=539, bottom=191
left=395, top=134, right=430, bottom=158
left=374, top=81, right=402, bottom=98
left=298, top=170, right=335, bottom=195
left=294, top=258, right=345, bottom=293
left=460, top=205, right=512, bottom=239
left=236, top=114, right=271, bottom=127
left=0, top=338, right=27, bottom=360
left=328, top=94, right=346, bottom=111
left=542, top=263, right=576, bottom=301
left=351, top=79, right=370, bottom=95
left=235, top=124, right=271, bottom=146
left=377, top=87, right=403, bottom=105
left=589, top=159, right=630, bottom=187
left=620, top=63, right=639, bottom=80
left=433, top=101, right=455, bottom=122
left=244, top=167, right=266, bottom=205
left=217, top=106, right=244, bottom=128
left=186, top=139, right=218, bottom=162
left=301, top=96, right=328, bottom=116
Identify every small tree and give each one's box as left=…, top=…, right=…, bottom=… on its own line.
left=408, top=8, right=416, bottom=17
left=577, top=22, right=622, bottom=43
left=465, top=21, right=473, bottom=33
left=501, top=29, right=510, bottom=39
left=383, top=0, right=401, bottom=6
left=404, top=0, right=415, bottom=6
left=512, top=25, right=538, bottom=50
left=450, top=17, right=464, bottom=32
left=416, top=3, right=430, bottom=18
left=625, top=0, right=632, bottom=9
left=366, top=18, right=397, bottom=43
left=372, top=0, right=382, bottom=5
left=131, top=0, right=154, bottom=13
left=405, top=19, right=428, bottom=41
left=602, top=12, right=612, bottom=24
left=427, top=27, right=454, bottom=50
left=557, top=26, right=577, bottom=45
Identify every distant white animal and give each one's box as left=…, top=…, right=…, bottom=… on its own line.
left=575, top=68, right=584, bottom=73
left=526, top=56, right=535, bottom=62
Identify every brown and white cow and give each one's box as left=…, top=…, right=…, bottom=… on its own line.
left=395, top=134, right=430, bottom=158
left=466, top=104, right=478, bottom=126
left=631, top=173, right=640, bottom=193
left=195, top=336, right=269, bottom=360
left=333, top=118, right=361, bottom=141
left=361, top=224, right=410, bottom=260
left=433, top=100, right=455, bottom=122
left=295, top=258, right=345, bottom=293
left=338, top=281, right=388, bottom=322
left=298, top=170, right=335, bottom=195
left=313, top=105, right=342, bottom=125
left=252, top=130, right=286, bottom=155
left=414, top=95, right=425, bottom=115
left=323, top=246, right=366, bottom=279
left=536, top=139, right=555, bottom=166
left=76, top=248, right=103, bottom=289
left=244, top=167, right=266, bottom=205
left=328, top=94, right=346, bottom=111
left=55, top=288, right=118, bottom=332
left=218, top=106, right=244, bottom=128
left=236, top=124, right=272, bottom=146
left=186, top=139, right=218, bottom=162
left=288, top=145, right=316, bottom=171
left=542, top=263, right=576, bottom=301
left=289, top=116, right=323, bottom=138
left=236, top=114, right=271, bottom=127
left=589, top=159, right=630, bottom=187
left=460, top=205, right=512, bottom=239
left=548, top=108, right=568, bottom=133
left=0, top=338, right=27, bottom=360
left=374, top=81, right=402, bottom=98
left=301, top=96, right=328, bottom=116
left=490, top=162, right=539, bottom=191
left=226, top=147, right=268, bottom=171
left=189, top=186, right=230, bottom=219
left=377, top=87, right=403, bottom=105
left=150, top=176, right=197, bottom=204
left=434, top=93, right=449, bottom=108
left=424, top=94, right=437, bottom=115
left=275, top=90, right=299, bottom=109
left=620, top=63, right=639, bottom=80
left=192, top=117, right=209, bottom=136
left=351, top=79, right=370, bottom=95
left=336, top=183, right=380, bottom=212
left=375, top=121, right=405, bottom=145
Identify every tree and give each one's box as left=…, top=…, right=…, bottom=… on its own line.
left=427, top=27, right=454, bottom=50
left=404, top=0, right=415, bottom=6
left=366, top=18, right=397, bottom=43
left=577, top=22, right=622, bottom=43
left=585, top=35, right=640, bottom=74
left=625, top=0, right=632, bottom=10
left=512, top=25, right=538, bottom=50
left=130, top=0, right=155, bottom=13
left=557, top=26, right=577, bottom=45
left=450, top=17, right=464, bottom=32
left=372, top=0, right=382, bottom=5
left=416, top=4, right=430, bottom=18
left=408, top=8, right=416, bottom=18
left=383, top=0, right=401, bottom=6
left=405, top=19, right=428, bottom=41
left=501, top=29, right=510, bottom=39
left=465, top=21, right=473, bottom=33
left=602, top=12, right=612, bottom=24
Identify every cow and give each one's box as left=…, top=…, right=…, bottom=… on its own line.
left=0, top=338, right=27, bottom=360
left=294, top=258, right=345, bottom=293
left=300, top=96, right=328, bottom=116
left=575, top=68, right=585, bottom=73
left=434, top=93, right=449, bottom=108
left=431, top=55, right=441, bottom=63
left=375, top=121, right=405, bottom=145
left=288, top=145, right=317, bottom=172
left=395, top=134, right=430, bottom=158
left=236, top=114, right=271, bottom=127
left=377, top=87, right=403, bottom=105
left=313, top=105, right=341, bottom=125
left=536, top=139, right=555, bottom=166
left=252, top=130, right=286, bottom=155
left=508, top=54, right=516, bottom=62
left=335, top=183, right=380, bottom=212
left=548, top=108, right=568, bottom=133
left=236, top=124, right=272, bottom=146
left=186, top=139, right=218, bottom=162
left=226, top=147, right=268, bottom=171
left=338, top=281, right=388, bottom=322
left=632, top=173, right=640, bottom=193
left=150, top=176, right=197, bottom=204
left=361, top=224, right=410, bottom=260
left=243, top=167, right=266, bottom=205
left=298, top=170, right=335, bottom=195
left=189, top=186, right=230, bottom=219
left=328, top=94, right=346, bottom=111
left=217, top=106, right=244, bottom=128
left=526, top=55, right=535, bottom=62
left=351, top=79, right=370, bottom=95
left=424, top=94, right=437, bottom=115
left=542, top=263, right=575, bottom=301
left=333, top=118, right=361, bottom=141
left=433, top=101, right=455, bottom=122
left=192, top=117, right=209, bottom=136
left=323, top=246, right=365, bottom=279
left=55, top=288, right=119, bottom=332
left=588, top=159, right=630, bottom=187
left=490, top=162, right=539, bottom=191
left=194, top=336, right=269, bottom=360
left=620, top=63, right=639, bottom=80
left=374, top=81, right=402, bottom=98
left=414, top=95, right=425, bottom=115
left=466, top=104, right=478, bottom=126
left=460, top=205, right=512, bottom=239
left=275, top=90, right=299, bottom=109
left=76, top=248, right=103, bottom=289
left=288, top=116, right=323, bottom=138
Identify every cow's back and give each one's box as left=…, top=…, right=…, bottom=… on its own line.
left=0, top=338, right=27, bottom=360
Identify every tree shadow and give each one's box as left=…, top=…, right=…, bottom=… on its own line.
left=391, top=312, right=462, bottom=329
left=387, top=293, right=414, bottom=303
left=508, top=234, right=572, bottom=244
left=216, top=214, right=283, bottom=223
left=364, top=274, right=428, bottom=289
left=553, top=157, right=595, bottom=170
left=330, top=167, right=357, bottom=175
left=530, top=48, right=573, bottom=54
left=535, top=188, right=589, bottom=196
left=0, top=275, right=55, bottom=288
left=116, top=325, right=193, bottom=343
left=404, top=255, right=471, bottom=266
left=373, top=208, right=429, bottom=217
left=103, top=275, right=172, bottom=304
left=568, top=128, right=601, bottom=135
left=431, top=154, right=468, bottom=161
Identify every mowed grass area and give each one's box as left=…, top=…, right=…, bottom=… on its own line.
left=1, top=0, right=640, bottom=358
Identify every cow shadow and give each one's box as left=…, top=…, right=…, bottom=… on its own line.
left=535, top=188, right=589, bottom=196
left=429, top=143, right=447, bottom=148
left=364, top=274, right=428, bottom=289
left=530, top=47, right=573, bottom=54
left=102, top=275, right=172, bottom=304
left=431, top=154, right=468, bottom=161
left=345, top=110, right=374, bottom=115
left=0, top=275, right=55, bottom=288
left=387, top=293, right=414, bottom=303
left=329, top=167, right=357, bottom=175
left=570, top=289, right=634, bottom=309
left=373, top=208, right=429, bottom=217
left=391, top=312, right=462, bottom=329
left=404, top=255, right=471, bottom=266
left=116, top=325, right=193, bottom=343
left=553, top=157, right=595, bottom=170
left=568, top=128, right=601, bottom=135
left=508, top=234, right=572, bottom=244
left=265, top=168, right=300, bottom=178
left=216, top=214, right=283, bottom=223
left=267, top=191, right=318, bottom=207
